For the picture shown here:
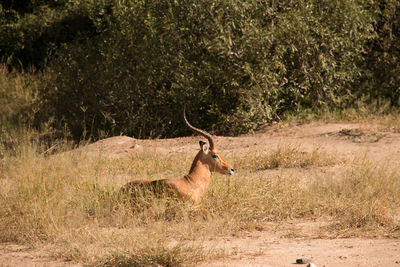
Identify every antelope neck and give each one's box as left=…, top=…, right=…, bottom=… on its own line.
left=186, top=159, right=212, bottom=185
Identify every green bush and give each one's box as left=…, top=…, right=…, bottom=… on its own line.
left=356, top=0, right=400, bottom=103
left=2, top=0, right=399, bottom=140
left=35, top=0, right=374, bottom=140
left=0, top=1, right=102, bottom=69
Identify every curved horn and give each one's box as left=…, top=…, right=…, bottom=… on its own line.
left=183, top=104, right=215, bottom=150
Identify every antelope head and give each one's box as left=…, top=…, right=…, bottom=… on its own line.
left=184, top=104, right=235, bottom=176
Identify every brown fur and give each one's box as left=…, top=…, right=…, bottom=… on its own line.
left=121, top=142, right=234, bottom=205
left=120, top=105, right=234, bottom=205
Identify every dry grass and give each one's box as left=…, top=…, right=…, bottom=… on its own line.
left=283, top=99, right=400, bottom=134
left=312, top=160, right=400, bottom=236
left=0, top=66, right=40, bottom=136
left=233, top=143, right=340, bottom=171
left=0, top=140, right=399, bottom=266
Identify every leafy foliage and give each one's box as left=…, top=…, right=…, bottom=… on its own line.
left=1, top=0, right=399, bottom=139
left=0, top=1, right=102, bottom=69
left=357, top=0, right=400, bottom=103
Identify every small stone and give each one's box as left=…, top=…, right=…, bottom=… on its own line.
left=296, top=258, right=313, bottom=264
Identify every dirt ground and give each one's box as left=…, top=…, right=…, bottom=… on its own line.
left=1, top=122, right=400, bottom=267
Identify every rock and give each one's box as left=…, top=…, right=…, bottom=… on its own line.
left=296, top=258, right=313, bottom=264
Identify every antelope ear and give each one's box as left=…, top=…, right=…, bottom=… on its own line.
left=199, top=141, right=209, bottom=154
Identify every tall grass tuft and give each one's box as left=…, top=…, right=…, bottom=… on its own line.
left=97, top=242, right=205, bottom=267
left=310, top=159, right=400, bottom=235
left=233, top=143, right=340, bottom=171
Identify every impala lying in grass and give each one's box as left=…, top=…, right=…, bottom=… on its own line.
left=121, top=105, right=235, bottom=205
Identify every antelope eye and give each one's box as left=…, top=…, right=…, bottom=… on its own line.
left=212, top=153, right=219, bottom=159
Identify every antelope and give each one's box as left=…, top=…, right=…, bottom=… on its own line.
left=120, top=105, right=235, bottom=205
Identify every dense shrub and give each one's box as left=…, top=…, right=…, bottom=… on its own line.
left=35, top=0, right=374, bottom=139
left=2, top=0, right=399, bottom=140
left=357, top=0, right=400, bottom=103
left=0, top=1, right=102, bottom=69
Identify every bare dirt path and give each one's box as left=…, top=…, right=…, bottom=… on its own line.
left=0, top=243, right=81, bottom=267
left=198, top=235, right=400, bottom=267
left=1, top=122, right=400, bottom=266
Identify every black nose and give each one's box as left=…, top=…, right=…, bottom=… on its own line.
left=231, top=168, right=235, bottom=173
